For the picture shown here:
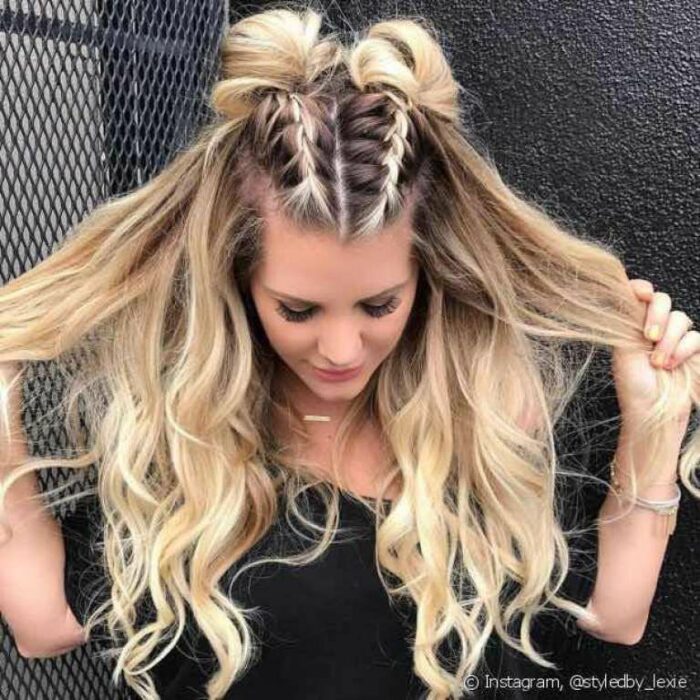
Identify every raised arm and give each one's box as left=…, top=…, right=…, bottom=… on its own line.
left=517, top=393, right=673, bottom=646
left=576, top=419, right=684, bottom=644
left=582, top=278, right=699, bottom=643
left=0, top=362, right=87, bottom=657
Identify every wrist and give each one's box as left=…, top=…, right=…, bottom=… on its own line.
left=607, top=455, right=681, bottom=536
left=610, top=452, right=679, bottom=500
left=617, top=423, right=682, bottom=465
left=609, top=476, right=679, bottom=501
left=620, top=410, right=689, bottom=447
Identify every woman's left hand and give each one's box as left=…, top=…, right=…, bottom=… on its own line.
left=612, top=278, right=699, bottom=437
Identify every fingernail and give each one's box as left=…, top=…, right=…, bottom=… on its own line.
left=651, top=350, right=666, bottom=367
left=664, top=356, right=675, bottom=370
left=646, top=324, right=660, bottom=341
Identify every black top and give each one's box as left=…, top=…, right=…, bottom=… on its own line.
left=62, top=489, right=596, bottom=700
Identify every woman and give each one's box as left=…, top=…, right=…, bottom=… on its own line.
left=1, top=6, right=698, bottom=700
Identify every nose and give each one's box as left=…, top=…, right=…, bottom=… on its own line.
left=317, top=320, right=363, bottom=368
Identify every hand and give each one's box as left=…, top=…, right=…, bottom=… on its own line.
left=612, top=278, right=699, bottom=436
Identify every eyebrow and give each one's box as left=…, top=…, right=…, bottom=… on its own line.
left=263, top=280, right=410, bottom=306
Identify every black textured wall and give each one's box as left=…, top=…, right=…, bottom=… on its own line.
left=283, top=1, right=700, bottom=698
left=312, top=2, right=700, bottom=698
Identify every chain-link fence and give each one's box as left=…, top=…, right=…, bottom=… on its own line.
left=1, top=2, right=227, bottom=697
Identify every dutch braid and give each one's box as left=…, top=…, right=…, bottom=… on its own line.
left=359, top=89, right=414, bottom=233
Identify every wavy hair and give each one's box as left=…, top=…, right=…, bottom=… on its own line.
left=1, top=5, right=699, bottom=699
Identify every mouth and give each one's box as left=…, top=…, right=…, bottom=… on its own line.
left=312, top=364, right=363, bottom=382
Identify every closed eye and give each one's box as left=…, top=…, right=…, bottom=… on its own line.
left=275, top=296, right=400, bottom=323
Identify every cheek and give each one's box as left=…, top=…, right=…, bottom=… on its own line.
left=251, top=298, right=301, bottom=356
left=368, top=310, right=413, bottom=356
left=261, top=316, right=308, bottom=357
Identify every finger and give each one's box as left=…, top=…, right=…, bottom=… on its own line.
left=666, top=329, right=700, bottom=370
left=650, top=310, right=693, bottom=368
left=628, top=278, right=654, bottom=300
left=644, top=291, right=672, bottom=342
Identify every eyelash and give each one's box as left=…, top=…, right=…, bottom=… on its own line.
left=275, top=296, right=400, bottom=323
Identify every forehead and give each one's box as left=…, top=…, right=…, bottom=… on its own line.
left=257, top=208, right=416, bottom=290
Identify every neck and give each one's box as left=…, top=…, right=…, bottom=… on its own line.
left=271, top=361, right=353, bottom=424
left=269, top=362, right=379, bottom=455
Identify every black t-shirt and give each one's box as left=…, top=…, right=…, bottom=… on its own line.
left=62, top=489, right=596, bottom=699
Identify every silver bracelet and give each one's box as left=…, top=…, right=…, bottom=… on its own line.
left=610, top=457, right=681, bottom=536
left=631, top=486, right=682, bottom=509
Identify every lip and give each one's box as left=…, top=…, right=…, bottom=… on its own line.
left=312, top=364, right=363, bottom=382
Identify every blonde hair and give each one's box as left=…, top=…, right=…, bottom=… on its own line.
left=1, top=4, right=698, bottom=699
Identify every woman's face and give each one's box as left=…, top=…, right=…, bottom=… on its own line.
left=248, top=206, right=419, bottom=410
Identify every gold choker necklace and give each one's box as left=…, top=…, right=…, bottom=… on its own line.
left=303, top=415, right=331, bottom=422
